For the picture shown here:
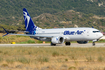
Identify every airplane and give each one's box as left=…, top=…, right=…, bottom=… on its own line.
left=3, top=8, right=103, bottom=46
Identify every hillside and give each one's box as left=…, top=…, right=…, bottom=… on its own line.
left=32, top=10, right=105, bottom=31
left=0, top=0, right=105, bottom=31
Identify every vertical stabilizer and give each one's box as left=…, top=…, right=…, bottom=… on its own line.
left=23, top=8, right=41, bottom=34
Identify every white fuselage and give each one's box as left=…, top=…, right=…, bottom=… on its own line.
left=33, top=27, right=103, bottom=41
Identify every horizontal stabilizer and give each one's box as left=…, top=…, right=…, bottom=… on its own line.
left=2, top=27, right=9, bottom=37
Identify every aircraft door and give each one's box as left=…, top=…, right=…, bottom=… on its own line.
left=83, top=30, right=90, bottom=37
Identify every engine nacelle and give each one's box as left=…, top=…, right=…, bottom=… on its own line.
left=77, top=41, right=88, bottom=44
left=51, top=37, right=64, bottom=44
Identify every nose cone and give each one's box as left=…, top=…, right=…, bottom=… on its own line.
left=100, top=33, right=103, bottom=38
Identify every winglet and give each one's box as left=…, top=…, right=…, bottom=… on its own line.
left=2, top=27, right=9, bottom=37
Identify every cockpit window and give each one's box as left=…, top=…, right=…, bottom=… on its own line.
left=93, top=31, right=100, bottom=33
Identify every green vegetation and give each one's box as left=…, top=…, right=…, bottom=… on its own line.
left=97, top=56, right=104, bottom=62
left=1, top=64, right=8, bottom=67
left=86, top=56, right=94, bottom=62
left=65, top=58, right=68, bottom=61
left=1, top=0, right=105, bottom=18
left=37, top=56, right=49, bottom=63
left=16, top=57, right=30, bottom=64
left=0, top=35, right=40, bottom=44
left=97, top=39, right=105, bottom=43
left=52, top=51, right=59, bottom=57
left=17, top=40, right=35, bottom=44
left=0, top=0, right=105, bottom=31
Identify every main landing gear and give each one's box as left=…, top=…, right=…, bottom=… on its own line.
left=51, top=42, right=71, bottom=46
left=92, top=42, right=95, bottom=46
left=65, top=42, right=71, bottom=46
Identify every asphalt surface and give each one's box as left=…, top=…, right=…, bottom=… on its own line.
left=0, top=43, right=105, bottom=47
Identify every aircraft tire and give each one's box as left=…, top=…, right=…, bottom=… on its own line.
left=51, top=42, right=56, bottom=46
left=93, top=42, right=95, bottom=46
left=65, top=42, right=71, bottom=46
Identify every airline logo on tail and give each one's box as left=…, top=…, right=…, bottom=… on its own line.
left=23, top=11, right=30, bottom=30
left=23, top=8, right=39, bottom=35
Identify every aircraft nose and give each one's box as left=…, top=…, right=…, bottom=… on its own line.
left=100, top=33, right=103, bottom=38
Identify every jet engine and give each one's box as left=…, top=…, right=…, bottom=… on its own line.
left=77, top=41, right=88, bottom=44
left=51, top=37, right=64, bottom=44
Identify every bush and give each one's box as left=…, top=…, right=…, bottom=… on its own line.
left=16, top=57, right=30, bottom=64
left=6, top=59, right=15, bottom=64
left=0, top=57, right=3, bottom=62
left=18, top=40, right=35, bottom=44
left=97, top=56, right=104, bottom=62
left=86, top=56, right=94, bottom=62
left=65, top=58, right=68, bottom=61
left=1, top=64, right=8, bottom=67
left=37, top=56, right=49, bottom=63
left=27, top=40, right=35, bottom=43
left=52, top=51, right=59, bottom=57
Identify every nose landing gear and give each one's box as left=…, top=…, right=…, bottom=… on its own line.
left=92, top=39, right=98, bottom=46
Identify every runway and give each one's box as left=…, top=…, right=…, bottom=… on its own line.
left=0, top=43, right=105, bottom=47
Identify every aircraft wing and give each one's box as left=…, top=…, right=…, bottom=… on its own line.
left=9, top=33, right=53, bottom=38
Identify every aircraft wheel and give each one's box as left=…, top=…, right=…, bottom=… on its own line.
left=51, top=42, right=56, bottom=46
left=65, top=42, right=71, bottom=46
left=92, top=42, right=95, bottom=46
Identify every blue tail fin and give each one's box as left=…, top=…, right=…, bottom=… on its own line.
left=2, top=27, right=9, bottom=37
left=23, top=8, right=39, bottom=34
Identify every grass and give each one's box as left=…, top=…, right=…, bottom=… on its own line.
left=52, top=51, right=59, bottom=57
left=1, top=64, right=8, bottom=67
left=16, top=57, right=30, bottom=64
left=86, top=56, right=94, bottom=62
left=6, top=59, right=15, bottom=64
left=0, top=47, right=105, bottom=70
left=17, top=40, right=35, bottom=44
left=0, top=33, right=41, bottom=44
left=97, top=56, right=104, bottom=62
left=36, top=56, right=49, bottom=63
